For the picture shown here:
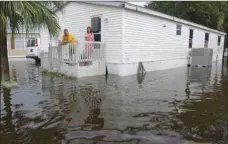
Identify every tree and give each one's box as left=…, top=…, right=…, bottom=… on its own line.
left=0, top=1, right=64, bottom=87
left=146, top=2, right=228, bottom=32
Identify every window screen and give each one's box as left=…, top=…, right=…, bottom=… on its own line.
left=176, top=24, right=182, bottom=35
left=91, top=17, right=101, bottom=33
left=27, top=39, right=36, bottom=47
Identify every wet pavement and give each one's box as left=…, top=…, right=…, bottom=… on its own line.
left=0, top=58, right=227, bottom=144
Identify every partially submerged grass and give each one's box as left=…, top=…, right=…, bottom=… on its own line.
left=1, top=80, right=19, bottom=89
left=41, top=69, right=74, bottom=78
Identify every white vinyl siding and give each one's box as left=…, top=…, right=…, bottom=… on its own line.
left=123, top=9, right=189, bottom=62
left=7, top=33, right=40, bottom=50
left=39, top=12, right=65, bottom=52
left=123, top=9, right=225, bottom=63
left=14, top=37, right=26, bottom=49
left=38, top=2, right=225, bottom=63
left=55, top=2, right=124, bottom=63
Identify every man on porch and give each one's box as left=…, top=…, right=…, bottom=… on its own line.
left=60, top=29, right=76, bottom=63
left=61, top=29, right=76, bottom=44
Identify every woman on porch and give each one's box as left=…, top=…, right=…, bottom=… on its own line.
left=84, top=26, right=94, bottom=65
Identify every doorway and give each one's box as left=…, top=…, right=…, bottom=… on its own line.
left=91, top=16, right=101, bottom=42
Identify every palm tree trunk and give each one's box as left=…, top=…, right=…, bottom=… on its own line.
left=3, top=88, right=13, bottom=126
left=0, top=23, right=2, bottom=87
left=0, top=38, right=2, bottom=87
left=0, top=28, right=10, bottom=82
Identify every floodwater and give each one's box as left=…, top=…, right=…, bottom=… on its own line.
left=0, top=58, right=227, bottom=144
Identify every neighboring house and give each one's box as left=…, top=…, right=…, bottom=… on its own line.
left=7, top=22, right=40, bottom=58
left=39, top=2, right=228, bottom=76
left=7, top=33, right=40, bottom=58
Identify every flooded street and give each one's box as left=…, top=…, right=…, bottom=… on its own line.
left=1, top=59, right=227, bottom=144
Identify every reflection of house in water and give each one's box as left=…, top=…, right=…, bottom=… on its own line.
left=66, top=85, right=104, bottom=130
left=2, top=89, right=13, bottom=126
left=222, top=59, right=228, bottom=76
left=63, top=76, right=106, bottom=131
left=185, top=61, right=224, bottom=97
left=10, top=65, right=17, bottom=82
left=187, top=67, right=212, bottom=92
left=63, top=62, right=227, bottom=144
left=81, top=86, right=104, bottom=130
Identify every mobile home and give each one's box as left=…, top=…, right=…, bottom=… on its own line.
left=7, top=22, right=40, bottom=58
left=40, top=2, right=226, bottom=77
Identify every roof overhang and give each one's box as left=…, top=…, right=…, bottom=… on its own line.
left=123, top=3, right=226, bottom=36
left=55, top=1, right=226, bottom=36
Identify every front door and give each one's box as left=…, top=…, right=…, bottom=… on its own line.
left=91, top=16, right=101, bottom=42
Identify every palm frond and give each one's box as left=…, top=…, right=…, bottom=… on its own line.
left=0, top=1, right=65, bottom=38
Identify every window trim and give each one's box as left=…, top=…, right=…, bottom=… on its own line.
left=91, top=15, right=102, bottom=42
left=176, top=24, right=182, bottom=36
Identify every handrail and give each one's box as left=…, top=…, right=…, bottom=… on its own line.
left=48, top=41, right=105, bottom=65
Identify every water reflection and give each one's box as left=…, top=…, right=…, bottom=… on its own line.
left=2, top=88, right=13, bottom=127
left=11, top=65, right=17, bottom=82
left=137, top=72, right=146, bottom=85
left=187, top=66, right=212, bottom=92
left=0, top=60, right=227, bottom=144
left=173, top=70, right=227, bottom=143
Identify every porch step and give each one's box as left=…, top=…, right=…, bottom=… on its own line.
left=64, top=61, right=92, bottom=66
left=79, top=61, right=93, bottom=67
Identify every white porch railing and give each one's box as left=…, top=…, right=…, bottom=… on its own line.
left=62, top=44, right=77, bottom=63
left=78, top=41, right=105, bottom=62
left=51, top=46, right=59, bottom=59
left=48, top=41, right=105, bottom=64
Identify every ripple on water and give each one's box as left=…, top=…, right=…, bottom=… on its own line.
left=0, top=59, right=227, bottom=144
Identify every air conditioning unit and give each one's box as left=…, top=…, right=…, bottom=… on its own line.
left=190, top=48, right=213, bottom=67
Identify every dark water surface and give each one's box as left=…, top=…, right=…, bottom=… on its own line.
left=1, top=59, right=227, bottom=144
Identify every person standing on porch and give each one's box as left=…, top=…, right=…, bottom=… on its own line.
left=61, top=29, right=76, bottom=62
left=62, top=29, right=76, bottom=44
left=85, top=27, right=94, bottom=41
left=84, top=26, right=94, bottom=65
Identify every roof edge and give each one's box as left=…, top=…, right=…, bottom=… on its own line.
left=53, top=1, right=226, bottom=36
left=124, top=3, right=226, bottom=36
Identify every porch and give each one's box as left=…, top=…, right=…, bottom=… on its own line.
left=40, top=41, right=106, bottom=78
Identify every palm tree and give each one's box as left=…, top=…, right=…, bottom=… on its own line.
left=0, top=1, right=64, bottom=87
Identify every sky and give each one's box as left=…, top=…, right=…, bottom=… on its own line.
left=128, top=2, right=147, bottom=7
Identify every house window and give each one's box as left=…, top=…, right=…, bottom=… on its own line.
left=189, top=29, right=194, bottom=48
left=14, top=37, right=25, bottom=49
left=204, top=33, right=209, bottom=48
left=218, top=36, right=221, bottom=46
left=176, top=24, right=182, bottom=35
left=27, top=38, right=37, bottom=47
left=91, top=16, right=101, bottom=42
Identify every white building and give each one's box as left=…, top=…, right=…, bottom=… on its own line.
left=40, top=1, right=226, bottom=77
left=6, top=20, right=40, bottom=58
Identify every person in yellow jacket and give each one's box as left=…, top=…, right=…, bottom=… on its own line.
left=62, top=29, right=76, bottom=44
left=61, top=29, right=76, bottom=62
